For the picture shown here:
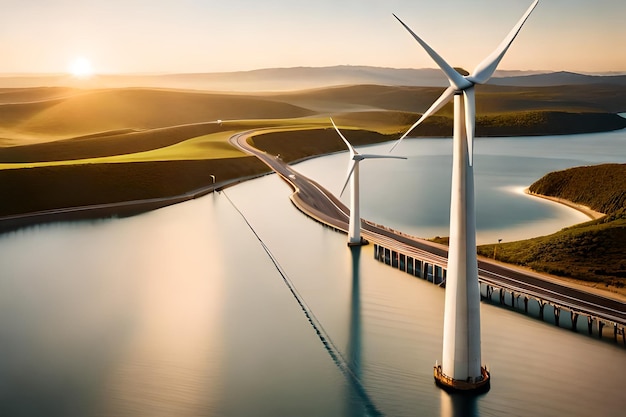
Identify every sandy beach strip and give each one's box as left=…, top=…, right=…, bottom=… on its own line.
left=524, top=188, right=605, bottom=220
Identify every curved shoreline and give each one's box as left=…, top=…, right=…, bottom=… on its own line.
left=524, top=188, right=605, bottom=220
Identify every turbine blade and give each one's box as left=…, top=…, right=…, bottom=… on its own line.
left=389, top=86, right=456, bottom=152
left=330, top=117, right=357, bottom=158
left=468, top=0, right=539, bottom=84
left=340, top=160, right=357, bottom=197
left=393, top=14, right=471, bottom=90
left=463, top=87, right=476, bottom=166
left=360, top=154, right=407, bottom=160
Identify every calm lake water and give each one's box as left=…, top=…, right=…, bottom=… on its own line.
left=0, top=131, right=625, bottom=416
left=296, top=130, right=626, bottom=244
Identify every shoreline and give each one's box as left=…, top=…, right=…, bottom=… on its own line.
left=0, top=172, right=269, bottom=235
left=524, top=188, right=605, bottom=220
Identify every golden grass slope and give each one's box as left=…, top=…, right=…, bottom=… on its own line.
left=0, top=87, right=80, bottom=104
left=0, top=88, right=316, bottom=143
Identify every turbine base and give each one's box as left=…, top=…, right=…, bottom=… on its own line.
left=434, top=364, right=490, bottom=394
left=347, top=238, right=369, bottom=247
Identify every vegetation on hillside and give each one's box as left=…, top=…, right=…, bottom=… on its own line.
left=479, top=216, right=626, bottom=288
left=476, top=111, right=626, bottom=136
left=271, top=83, right=626, bottom=114
left=0, top=158, right=269, bottom=217
left=528, top=164, right=626, bottom=214
left=249, top=128, right=397, bottom=162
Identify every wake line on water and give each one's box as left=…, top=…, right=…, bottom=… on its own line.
left=221, top=190, right=383, bottom=417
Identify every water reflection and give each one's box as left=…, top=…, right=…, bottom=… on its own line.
left=347, top=245, right=382, bottom=417
left=440, top=391, right=478, bottom=417
left=348, top=246, right=362, bottom=375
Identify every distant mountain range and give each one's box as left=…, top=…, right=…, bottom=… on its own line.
left=489, top=71, right=626, bottom=87
left=1, top=66, right=625, bottom=91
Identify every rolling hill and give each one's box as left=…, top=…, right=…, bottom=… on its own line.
left=1, top=82, right=624, bottom=162
left=0, top=88, right=314, bottom=141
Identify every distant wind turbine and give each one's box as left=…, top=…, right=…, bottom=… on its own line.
left=331, top=118, right=406, bottom=246
left=391, top=0, right=539, bottom=392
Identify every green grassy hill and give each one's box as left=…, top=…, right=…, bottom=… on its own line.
left=528, top=164, right=626, bottom=214
left=0, top=123, right=225, bottom=162
left=478, top=164, right=626, bottom=289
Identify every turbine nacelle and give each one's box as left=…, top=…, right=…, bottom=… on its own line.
left=390, top=0, right=539, bottom=166
left=330, top=118, right=406, bottom=197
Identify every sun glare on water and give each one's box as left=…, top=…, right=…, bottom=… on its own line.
left=68, top=57, right=94, bottom=78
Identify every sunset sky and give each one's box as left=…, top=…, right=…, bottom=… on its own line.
left=1, top=0, right=624, bottom=75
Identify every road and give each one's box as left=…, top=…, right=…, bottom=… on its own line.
left=230, top=130, right=626, bottom=327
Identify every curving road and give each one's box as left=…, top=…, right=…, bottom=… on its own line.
left=230, top=130, right=626, bottom=328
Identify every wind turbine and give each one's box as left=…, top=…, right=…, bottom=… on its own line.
left=391, top=0, right=539, bottom=392
left=331, top=118, right=406, bottom=246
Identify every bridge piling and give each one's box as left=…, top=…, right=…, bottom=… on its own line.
left=571, top=312, right=579, bottom=332
left=371, top=243, right=624, bottom=347
left=598, top=321, right=604, bottom=339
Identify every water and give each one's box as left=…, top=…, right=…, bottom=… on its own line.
left=0, top=196, right=354, bottom=416
left=296, top=130, right=626, bottom=243
left=0, top=131, right=625, bottom=416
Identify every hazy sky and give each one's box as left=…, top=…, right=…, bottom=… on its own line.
left=1, top=0, right=624, bottom=74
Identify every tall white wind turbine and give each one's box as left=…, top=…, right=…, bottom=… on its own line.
left=391, top=0, right=539, bottom=392
left=331, top=118, right=406, bottom=246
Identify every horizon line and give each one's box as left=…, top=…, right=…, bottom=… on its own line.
left=1, top=65, right=626, bottom=78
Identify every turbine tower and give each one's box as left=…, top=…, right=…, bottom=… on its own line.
left=331, top=118, right=406, bottom=246
left=391, top=0, right=539, bottom=392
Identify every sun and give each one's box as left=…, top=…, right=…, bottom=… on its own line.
left=68, top=57, right=94, bottom=78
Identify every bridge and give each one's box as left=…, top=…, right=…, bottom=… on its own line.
left=230, top=129, right=626, bottom=346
